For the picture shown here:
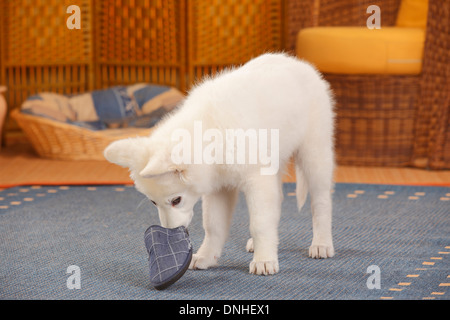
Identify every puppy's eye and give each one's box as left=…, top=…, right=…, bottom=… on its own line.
left=151, top=200, right=157, bottom=206
left=171, top=196, right=182, bottom=207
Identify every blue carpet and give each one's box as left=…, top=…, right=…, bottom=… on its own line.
left=0, top=183, right=449, bottom=300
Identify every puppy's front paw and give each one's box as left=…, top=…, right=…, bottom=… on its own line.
left=249, top=260, right=279, bottom=275
left=309, top=244, right=334, bottom=259
left=189, top=254, right=218, bottom=270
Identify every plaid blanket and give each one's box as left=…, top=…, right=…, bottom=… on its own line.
left=21, top=84, right=184, bottom=130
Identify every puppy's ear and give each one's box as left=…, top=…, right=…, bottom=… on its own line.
left=139, top=155, right=168, bottom=177
left=139, top=154, right=186, bottom=180
left=104, top=137, right=149, bottom=168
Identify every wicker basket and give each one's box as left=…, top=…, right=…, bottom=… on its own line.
left=11, top=109, right=153, bottom=161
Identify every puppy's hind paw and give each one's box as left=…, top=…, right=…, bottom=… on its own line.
left=246, top=238, right=254, bottom=253
left=309, top=244, right=334, bottom=259
left=249, top=260, right=279, bottom=275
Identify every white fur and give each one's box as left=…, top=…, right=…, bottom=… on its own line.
left=104, top=53, right=335, bottom=275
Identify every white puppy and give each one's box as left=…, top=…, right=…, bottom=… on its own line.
left=104, top=53, right=335, bottom=275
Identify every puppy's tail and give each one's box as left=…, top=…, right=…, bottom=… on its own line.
left=294, top=156, right=309, bottom=211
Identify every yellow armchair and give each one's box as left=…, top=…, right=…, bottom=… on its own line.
left=297, top=26, right=425, bottom=75
left=287, top=0, right=449, bottom=169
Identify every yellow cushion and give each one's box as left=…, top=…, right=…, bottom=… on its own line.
left=396, top=0, right=429, bottom=28
left=296, top=27, right=425, bottom=75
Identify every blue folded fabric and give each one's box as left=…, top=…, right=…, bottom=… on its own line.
left=20, top=83, right=184, bottom=131
left=91, top=86, right=139, bottom=125
left=144, top=225, right=192, bottom=290
left=133, top=84, right=170, bottom=109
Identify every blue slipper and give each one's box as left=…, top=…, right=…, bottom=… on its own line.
left=144, top=225, right=192, bottom=290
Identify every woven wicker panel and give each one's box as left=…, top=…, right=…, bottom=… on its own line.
left=328, top=74, right=419, bottom=166
left=187, top=0, right=283, bottom=84
left=430, top=105, right=450, bottom=169
left=1, top=0, right=92, bottom=66
left=285, top=0, right=401, bottom=51
left=0, top=0, right=93, bottom=132
left=3, top=64, right=90, bottom=106
left=94, top=0, right=186, bottom=90
left=317, top=0, right=400, bottom=27
left=284, top=0, right=316, bottom=52
left=412, top=0, right=450, bottom=169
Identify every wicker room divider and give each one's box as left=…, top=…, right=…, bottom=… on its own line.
left=0, top=0, right=448, bottom=168
left=0, top=0, right=94, bottom=128
left=187, top=0, right=284, bottom=84
left=0, top=0, right=284, bottom=127
left=0, top=0, right=285, bottom=160
left=94, top=0, right=187, bottom=90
